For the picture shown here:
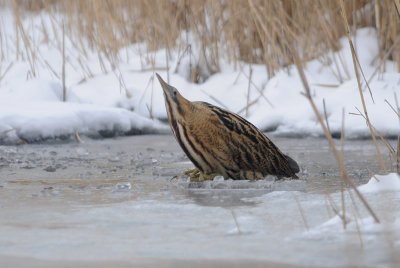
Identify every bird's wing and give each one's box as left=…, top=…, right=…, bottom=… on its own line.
left=198, top=102, right=298, bottom=177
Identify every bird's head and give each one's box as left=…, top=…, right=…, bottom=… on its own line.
left=156, top=73, right=190, bottom=119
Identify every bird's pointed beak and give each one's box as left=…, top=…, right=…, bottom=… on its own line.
left=156, top=73, right=174, bottom=97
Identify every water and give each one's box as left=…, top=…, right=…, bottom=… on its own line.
left=0, top=135, right=398, bottom=267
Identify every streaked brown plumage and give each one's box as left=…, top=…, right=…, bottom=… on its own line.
left=156, top=73, right=300, bottom=180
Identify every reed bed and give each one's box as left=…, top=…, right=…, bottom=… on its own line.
left=1, top=0, right=399, bottom=81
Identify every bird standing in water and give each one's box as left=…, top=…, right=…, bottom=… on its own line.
left=156, top=73, right=299, bottom=181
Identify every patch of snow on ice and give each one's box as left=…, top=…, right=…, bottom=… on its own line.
left=358, top=173, right=400, bottom=193
left=299, top=173, right=400, bottom=244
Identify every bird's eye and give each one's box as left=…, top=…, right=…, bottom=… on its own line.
left=173, top=90, right=177, bottom=96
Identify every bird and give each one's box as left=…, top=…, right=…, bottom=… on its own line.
left=155, top=73, right=300, bottom=181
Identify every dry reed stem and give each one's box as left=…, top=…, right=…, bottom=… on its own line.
left=240, top=66, right=274, bottom=108
left=349, top=198, right=364, bottom=248
left=325, top=192, right=348, bottom=225
left=394, top=0, right=400, bottom=18
left=200, top=89, right=228, bottom=110
left=395, top=92, right=400, bottom=124
left=236, top=98, right=259, bottom=116
left=43, top=59, right=60, bottom=79
left=340, top=108, right=346, bottom=229
left=230, top=210, right=242, bottom=235
left=324, top=196, right=334, bottom=219
left=143, top=75, right=155, bottom=119
left=6, top=1, right=400, bottom=79
left=13, top=2, right=37, bottom=77
left=350, top=108, right=396, bottom=158
left=340, top=186, right=347, bottom=229
left=62, top=21, right=66, bottom=102
left=245, top=65, right=253, bottom=118
left=292, top=193, right=309, bottom=231
left=397, top=137, right=400, bottom=174
left=385, top=99, right=400, bottom=118
left=368, top=36, right=400, bottom=84
left=289, top=40, right=380, bottom=223
left=74, top=131, right=83, bottom=143
left=322, top=99, right=331, bottom=136
left=0, top=62, right=13, bottom=81
left=339, top=0, right=387, bottom=174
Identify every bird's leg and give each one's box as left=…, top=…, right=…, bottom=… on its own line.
left=184, top=168, right=219, bottom=182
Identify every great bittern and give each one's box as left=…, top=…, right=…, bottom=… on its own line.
left=156, top=73, right=300, bottom=181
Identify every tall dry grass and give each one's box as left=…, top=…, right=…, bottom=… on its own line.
left=3, top=0, right=400, bottom=82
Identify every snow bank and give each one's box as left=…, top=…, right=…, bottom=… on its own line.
left=0, top=100, right=166, bottom=144
left=0, top=9, right=399, bottom=143
left=0, top=74, right=166, bottom=144
left=250, top=29, right=400, bottom=138
left=358, top=173, right=400, bottom=193
left=304, top=173, right=400, bottom=241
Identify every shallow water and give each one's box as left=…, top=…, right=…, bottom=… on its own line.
left=0, top=135, right=398, bottom=267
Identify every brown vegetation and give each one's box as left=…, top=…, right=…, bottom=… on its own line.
left=3, top=0, right=400, bottom=79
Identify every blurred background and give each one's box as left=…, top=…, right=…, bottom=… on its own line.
left=3, top=0, right=400, bottom=80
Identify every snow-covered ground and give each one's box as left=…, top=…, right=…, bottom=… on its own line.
left=0, top=9, right=399, bottom=144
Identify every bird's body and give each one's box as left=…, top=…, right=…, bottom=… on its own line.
left=156, top=73, right=299, bottom=181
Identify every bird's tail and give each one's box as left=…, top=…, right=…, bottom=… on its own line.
left=285, top=155, right=300, bottom=175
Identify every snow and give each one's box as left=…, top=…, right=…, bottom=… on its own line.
left=250, top=29, right=400, bottom=137
left=0, top=100, right=165, bottom=144
left=0, top=9, right=399, bottom=144
left=302, top=173, right=400, bottom=245
left=358, top=173, right=400, bottom=193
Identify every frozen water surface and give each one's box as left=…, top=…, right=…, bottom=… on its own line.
left=0, top=135, right=398, bottom=267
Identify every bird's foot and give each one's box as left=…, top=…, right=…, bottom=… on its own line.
left=184, top=168, right=201, bottom=179
left=184, top=168, right=219, bottom=182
